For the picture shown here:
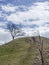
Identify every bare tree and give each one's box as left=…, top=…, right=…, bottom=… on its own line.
left=7, top=23, right=20, bottom=40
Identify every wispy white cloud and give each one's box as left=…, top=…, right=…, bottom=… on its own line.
left=4, top=1, right=49, bottom=26
left=1, top=4, right=16, bottom=12
left=0, top=22, right=7, bottom=26
left=1, top=4, right=29, bottom=13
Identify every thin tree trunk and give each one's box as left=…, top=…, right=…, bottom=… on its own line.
left=39, top=49, right=44, bottom=65
left=39, top=36, right=44, bottom=65
left=13, top=36, right=14, bottom=40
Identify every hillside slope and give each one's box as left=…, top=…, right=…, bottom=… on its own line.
left=0, top=37, right=49, bottom=65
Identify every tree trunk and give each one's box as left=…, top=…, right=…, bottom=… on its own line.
left=39, top=39, right=44, bottom=65
left=12, top=36, right=14, bottom=40
left=39, top=49, right=44, bottom=65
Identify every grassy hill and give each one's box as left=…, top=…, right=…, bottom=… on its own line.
left=0, top=37, right=49, bottom=65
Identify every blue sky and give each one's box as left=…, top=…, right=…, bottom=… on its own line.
left=0, top=0, right=49, bottom=44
